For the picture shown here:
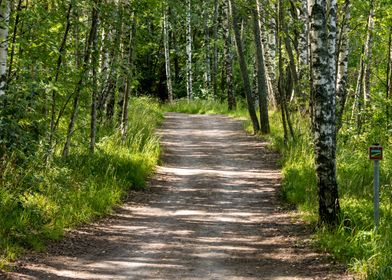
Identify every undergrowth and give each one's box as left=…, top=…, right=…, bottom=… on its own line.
left=165, top=99, right=392, bottom=280
left=0, top=97, right=162, bottom=268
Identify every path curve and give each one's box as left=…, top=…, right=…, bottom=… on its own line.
left=2, top=113, right=351, bottom=280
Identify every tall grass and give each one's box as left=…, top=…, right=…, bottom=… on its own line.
left=0, top=97, right=162, bottom=268
left=165, top=99, right=392, bottom=279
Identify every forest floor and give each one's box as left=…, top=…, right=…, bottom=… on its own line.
left=1, top=113, right=353, bottom=280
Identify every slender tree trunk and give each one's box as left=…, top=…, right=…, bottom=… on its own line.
left=253, top=0, right=270, bottom=134
left=335, top=0, right=350, bottom=131
left=279, top=2, right=300, bottom=101
left=351, top=4, right=374, bottom=130
left=363, top=1, right=374, bottom=104
left=309, top=0, right=340, bottom=226
left=278, top=0, right=293, bottom=142
left=387, top=28, right=392, bottom=100
left=163, top=0, right=173, bottom=103
left=261, top=4, right=278, bottom=108
left=298, top=0, right=309, bottom=102
left=386, top=27, right=392, bottom=126
left=229, top=0, right=260, bottom=133
left=106, top=2, right=123, bottom=121
left=121, top=15, right=136, bottom=139
left=63, top=4, right=99, bottom=158
left=212, top=0, right=219, bottom=98
left=0, top=0, right=10, bottom=96
left=97, top=27, right=111, bottom=118
left=223, top=0, right=236, bottom=110
left=203, top=0, right=211, bottom=92
left=48, top=3, right=72, bottom=155
left=90, top=0, right=100, bottom=153
left=186, top=0, right=193, bottom=101
left=7, top=0, right=23, bottom=81
left=278, top=0, right=288, bottom=143
left=328, top=0, right=337, bottom=94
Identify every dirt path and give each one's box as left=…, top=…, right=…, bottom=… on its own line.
left=2, top=113, right=352, bottom=280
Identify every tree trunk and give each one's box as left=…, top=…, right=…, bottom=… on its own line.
left=298, top=0, right=309, bottom=102
left=309, top=0, right=340, bottom=226
left=351, top=4, right=374, bottom=130
left=186, top=0, right=193, bottom=101
left=90, top=0, right=100, bottom=154
left=163, top=0, right=173, bottom=103
left=283, top=26, right=300, bottom=101
left=212, top=0, right=219, bottom=98
left=203, top=0, right=211, bottom=93
left=277, top=0, right=293, bottom=142
left=0, top=0, right=10, bottom=96
left=48, top=3, right=72, bottom=155
left=261, top=3, right=278, bottom=108
left=327, top=0, right=337, bottom=95
left=335, top=0, right=350, bottom=131
left=386, top=27, right=392, bottom=126
left=229, top=0, right=260, bottom=133
left=121, top=15, right=136, bottom=139
left=363, top=1, right=374, bottom=104
left=222, top=0, right=236, bottom=110
left=387, top=27, right=392, bottom=100
left=253, top=1, right=270, bottom=134
left=7, top=0, right=23, bottom=82
left=106, top=2, right=124, bottom=121
left=63, top=3, right=99, bottom=158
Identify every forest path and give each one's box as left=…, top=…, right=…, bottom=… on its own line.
left=3, top=113, right=351, bottom=280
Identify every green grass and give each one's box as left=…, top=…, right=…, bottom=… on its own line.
left=0, top=97, right=163, bottom=268
left=165, top=99, right=392, bottom=280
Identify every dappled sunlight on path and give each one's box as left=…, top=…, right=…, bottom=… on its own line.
left=4, top=113, right=351, bottom=280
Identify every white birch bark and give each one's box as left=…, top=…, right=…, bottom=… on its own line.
left=363, top=2, right=374, bottom=103
left=186, top=0, right=193, bottom=101
left=309, top=0, right=340, bottom=225
left=298, top=0, right=309, bottom=67
left=163, top=0, right=173, bottom=103
left=222, top=0, right=235, bottom=110
left=212, top=0, right=218, bottom=97
left=203, top=0, right=211, bottom=92
left=259, top=0, right=277, bottom=107
left=254, top=0, right=270, bottom=134
left=0, top=0, right=10, bottom=96
left=298, top=0, right=309, bottom=98
left=336, top=0, right=350, bottom=130
left=327, top=0, right=337, bottom=89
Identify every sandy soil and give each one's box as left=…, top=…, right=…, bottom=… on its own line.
left=1, top=113, right=353, bottom=280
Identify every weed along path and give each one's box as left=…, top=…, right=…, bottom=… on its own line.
left=3, top=113, right=352, bottom=280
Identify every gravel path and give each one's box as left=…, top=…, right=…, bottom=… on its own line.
left=2, top=113, right=352, bottom=280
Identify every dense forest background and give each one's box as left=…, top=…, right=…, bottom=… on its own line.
left=0, top=0, right=392, bottom=279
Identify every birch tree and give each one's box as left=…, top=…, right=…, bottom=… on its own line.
left=253, top=0, right=270, bottom=134
left=363, top=1, right=375, bottom=103
left=229, top=0, right=260, bottom=133
left=222, top=0, right=236, bottom=110
left=336, top=0, right=350, bottom=130
left=212, top=0, right=219, bottom=98
left=352, top=2, right=375, bottom=129
left=186, top=0, right=193, bottom=101
left=309, top=0, right=340, bottom=225
left=260, top=3, right=278, bottom=108
left=298, top=0, right=309, bottom=98
left=121, top=12, right=136, bottom=139
left=63, top=3, right=99, bottom=158
left=0, top=0, right=10, bottom=96
left=163, top=0, right=173, bottom=102
left=203, top=0, right=211, bottom=92
left=90, top=0, right=100, bottom=153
